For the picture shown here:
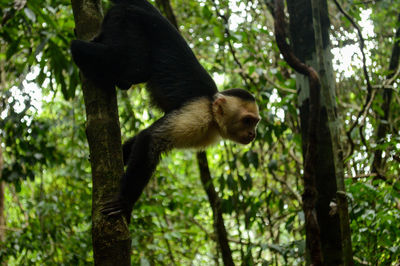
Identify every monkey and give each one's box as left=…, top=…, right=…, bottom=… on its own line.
left=70, top=0, right=261, bottom=220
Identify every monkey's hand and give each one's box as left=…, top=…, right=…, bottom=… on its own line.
left=101, top=197, right=131, bottom=219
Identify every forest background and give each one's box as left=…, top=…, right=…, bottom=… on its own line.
left=0, top=0, right=399, bottom=265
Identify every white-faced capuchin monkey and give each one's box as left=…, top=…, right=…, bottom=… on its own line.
left=71, top=0, right=261, bottom=221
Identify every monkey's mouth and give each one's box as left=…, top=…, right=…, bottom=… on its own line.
left=238, top=136, right=255, bottom=145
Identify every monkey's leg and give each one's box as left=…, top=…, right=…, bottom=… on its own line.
left=102, top=117, right=171, bottom=220
left=71, top=39, right=150, bottom=90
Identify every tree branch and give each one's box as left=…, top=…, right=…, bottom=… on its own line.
left=274, top=0, right=323, bottom=264
left=210, top=0, right=256, bottom=89
left=333, top=0, right=374, bottom=159
left=197, top=152, right=234, bottom=266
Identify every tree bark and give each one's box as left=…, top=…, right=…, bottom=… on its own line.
left=197, top=152, right=234, bottom=266
left=310, top=0, right=353, bottom=264
left=70, top=1, right=131, bottom=265
left=155, top=0, right=179, bottom=28
left=279, top=0, right=353, bottom=264
left=288, top=1, right=340, bottom=263
left=275, top=0, right=323, bottom=264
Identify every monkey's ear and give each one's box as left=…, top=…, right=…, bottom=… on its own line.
left=213, top=95, right=227, bottom=115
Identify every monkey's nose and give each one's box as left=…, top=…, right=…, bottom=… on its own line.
left=248, top=131, right=255, bottom=138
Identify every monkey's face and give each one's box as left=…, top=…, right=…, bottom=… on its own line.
left=213, top=95, right=260, bottom=145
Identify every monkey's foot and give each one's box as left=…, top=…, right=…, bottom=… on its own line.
left=101, top=198, right=128, bottom=216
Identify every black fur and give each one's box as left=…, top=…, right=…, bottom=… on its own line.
left=220, top=88, right=256, bottom=102
left=122, top=136, right=136, bottom=165
left=72, top=0, right=255, bottom=220
left=102, top=116, right=172, bottom=221
left=71, top=0, right=217, bottom=113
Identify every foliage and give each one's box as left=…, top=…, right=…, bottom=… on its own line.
left=0, top=0, right=399, bottom=265
left=348, top=178, right=400, bottom=264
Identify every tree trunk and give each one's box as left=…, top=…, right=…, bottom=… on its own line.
left=70, top=1, right=131, bottom=265
left=155, top=0, right=179, bottom=28
left=310, top=0, right=353, bottom=264
left=286, top=0, right=353, bottom=264
left=197, top=152, right=235, bottom=266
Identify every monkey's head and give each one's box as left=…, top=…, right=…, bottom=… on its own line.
left=212, top=89, right=261, bottom=145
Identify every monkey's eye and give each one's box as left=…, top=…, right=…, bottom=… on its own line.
left=242, top=115, right=260, bottom=126
left=242, top=117, right=253, bottom=125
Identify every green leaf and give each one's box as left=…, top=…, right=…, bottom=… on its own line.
left=227, top=174, right=237, bottom=191
left=202, top=5, right=212, bottom=19
left=213, top=26, right=224, bottom=40
left=140, top=257, right=150, bottom=266
left=24, top=7, right=36, bottom=22
left=222, top=198, right=234, bottom=214
left=249, top=65, right=256, bottom=75
left=6, top=36, right=21, bottom=60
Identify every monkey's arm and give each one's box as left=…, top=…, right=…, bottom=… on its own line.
left=101, top=116, right=171, bottom=220
left=102, top=98, right=219, bottom=219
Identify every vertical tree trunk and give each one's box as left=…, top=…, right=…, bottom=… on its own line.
left=275, top=0, right=323, bottom=263
left=310, top=0, right=353, bottom=264
left=155, top=0, right=179, bottom=28
left=285, top=0, right=353, bottom=264
left=197, top=152, right=235, bottom=266
left=70, top=1, right=131, bottom=265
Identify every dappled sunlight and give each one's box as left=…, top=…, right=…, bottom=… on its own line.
left=1, top=0, right=399, bottom=264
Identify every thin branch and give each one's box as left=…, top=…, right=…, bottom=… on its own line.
left=356, top=87, right=378, bottom=149
left=333, top=0, right=374, bottom=158
left=345, top=173, right=378, bottom=179
left=384, top=63, right=400, bottom=86
left=265, top=74, right=297, bottom=94
left=333, top=0, right=372, bottom=90
left=0, top=226, right=20, bottom=232
left=197, top=152, right=234, bottom=266
left=188, top=215, right=215, bottom=240
left=157, top=214, right=177, bottom=266
left=270, top=171, right=302, bottom=203
left=155, top=0, right=178, bottom=29
left=210, top=0, right=256, bottom=89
